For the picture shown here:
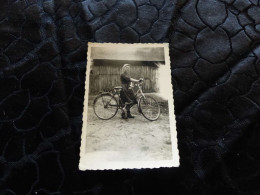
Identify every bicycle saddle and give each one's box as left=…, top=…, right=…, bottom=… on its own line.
left=114, top=86, right=122, bottom=90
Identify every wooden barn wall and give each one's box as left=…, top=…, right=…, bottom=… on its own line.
left=89, top=64, right=159, bottom=95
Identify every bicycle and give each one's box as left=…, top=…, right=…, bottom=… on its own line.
left=93, top=80, right=161, bottom=121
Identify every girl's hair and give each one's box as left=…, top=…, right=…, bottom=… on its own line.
left=122, top=64, right=130, bottom=74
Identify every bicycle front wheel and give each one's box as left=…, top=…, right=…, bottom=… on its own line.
left=139, top=95, right=160, bottom=121
left=93, top=94, right=118, bottom=120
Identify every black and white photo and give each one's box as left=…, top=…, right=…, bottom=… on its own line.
left=79, top=43, right=179, bottom=170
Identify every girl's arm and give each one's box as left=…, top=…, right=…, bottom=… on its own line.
left=130, top=78, right=140, bottom=83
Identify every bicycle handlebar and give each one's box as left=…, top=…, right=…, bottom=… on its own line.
left=134, top=81, right=144, bottom=87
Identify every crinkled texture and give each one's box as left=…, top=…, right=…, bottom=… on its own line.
left=0, top=0, right=259, bottom=194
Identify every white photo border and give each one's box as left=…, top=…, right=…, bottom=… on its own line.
left=79, top=42, right=179, bottom=170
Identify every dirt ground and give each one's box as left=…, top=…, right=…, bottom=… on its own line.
left=84, top=94, right=173, bottom=162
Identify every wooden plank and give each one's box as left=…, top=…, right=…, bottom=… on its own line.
left=89, top=64, right=159, bottom=94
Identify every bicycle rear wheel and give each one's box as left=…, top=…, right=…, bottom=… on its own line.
left=139, top=95, right=160, bottom=121
left=93, top=94, right=118, bottom=120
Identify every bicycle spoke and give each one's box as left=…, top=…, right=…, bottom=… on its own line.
left=93, top=94, right=118, bottom=120
left=139, top=96, right=160, bottom=121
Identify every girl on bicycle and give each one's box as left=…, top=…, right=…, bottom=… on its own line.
left=120, top=64, right=142, bottom=119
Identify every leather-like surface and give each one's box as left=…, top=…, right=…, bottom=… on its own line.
left=0, top=0, right=259, bottom=194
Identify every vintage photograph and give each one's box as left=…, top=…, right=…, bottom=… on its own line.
left=79, top=43, right=179, bottom=170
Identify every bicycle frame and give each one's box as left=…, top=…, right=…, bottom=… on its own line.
left=99, top=81, right=145, bottom=111
left=134, top=83, right=145, bottom=99
left=135, top=85, right=147, bottom=114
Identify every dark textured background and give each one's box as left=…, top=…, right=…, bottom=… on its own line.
left=0, top=0, right=260, bottom=194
